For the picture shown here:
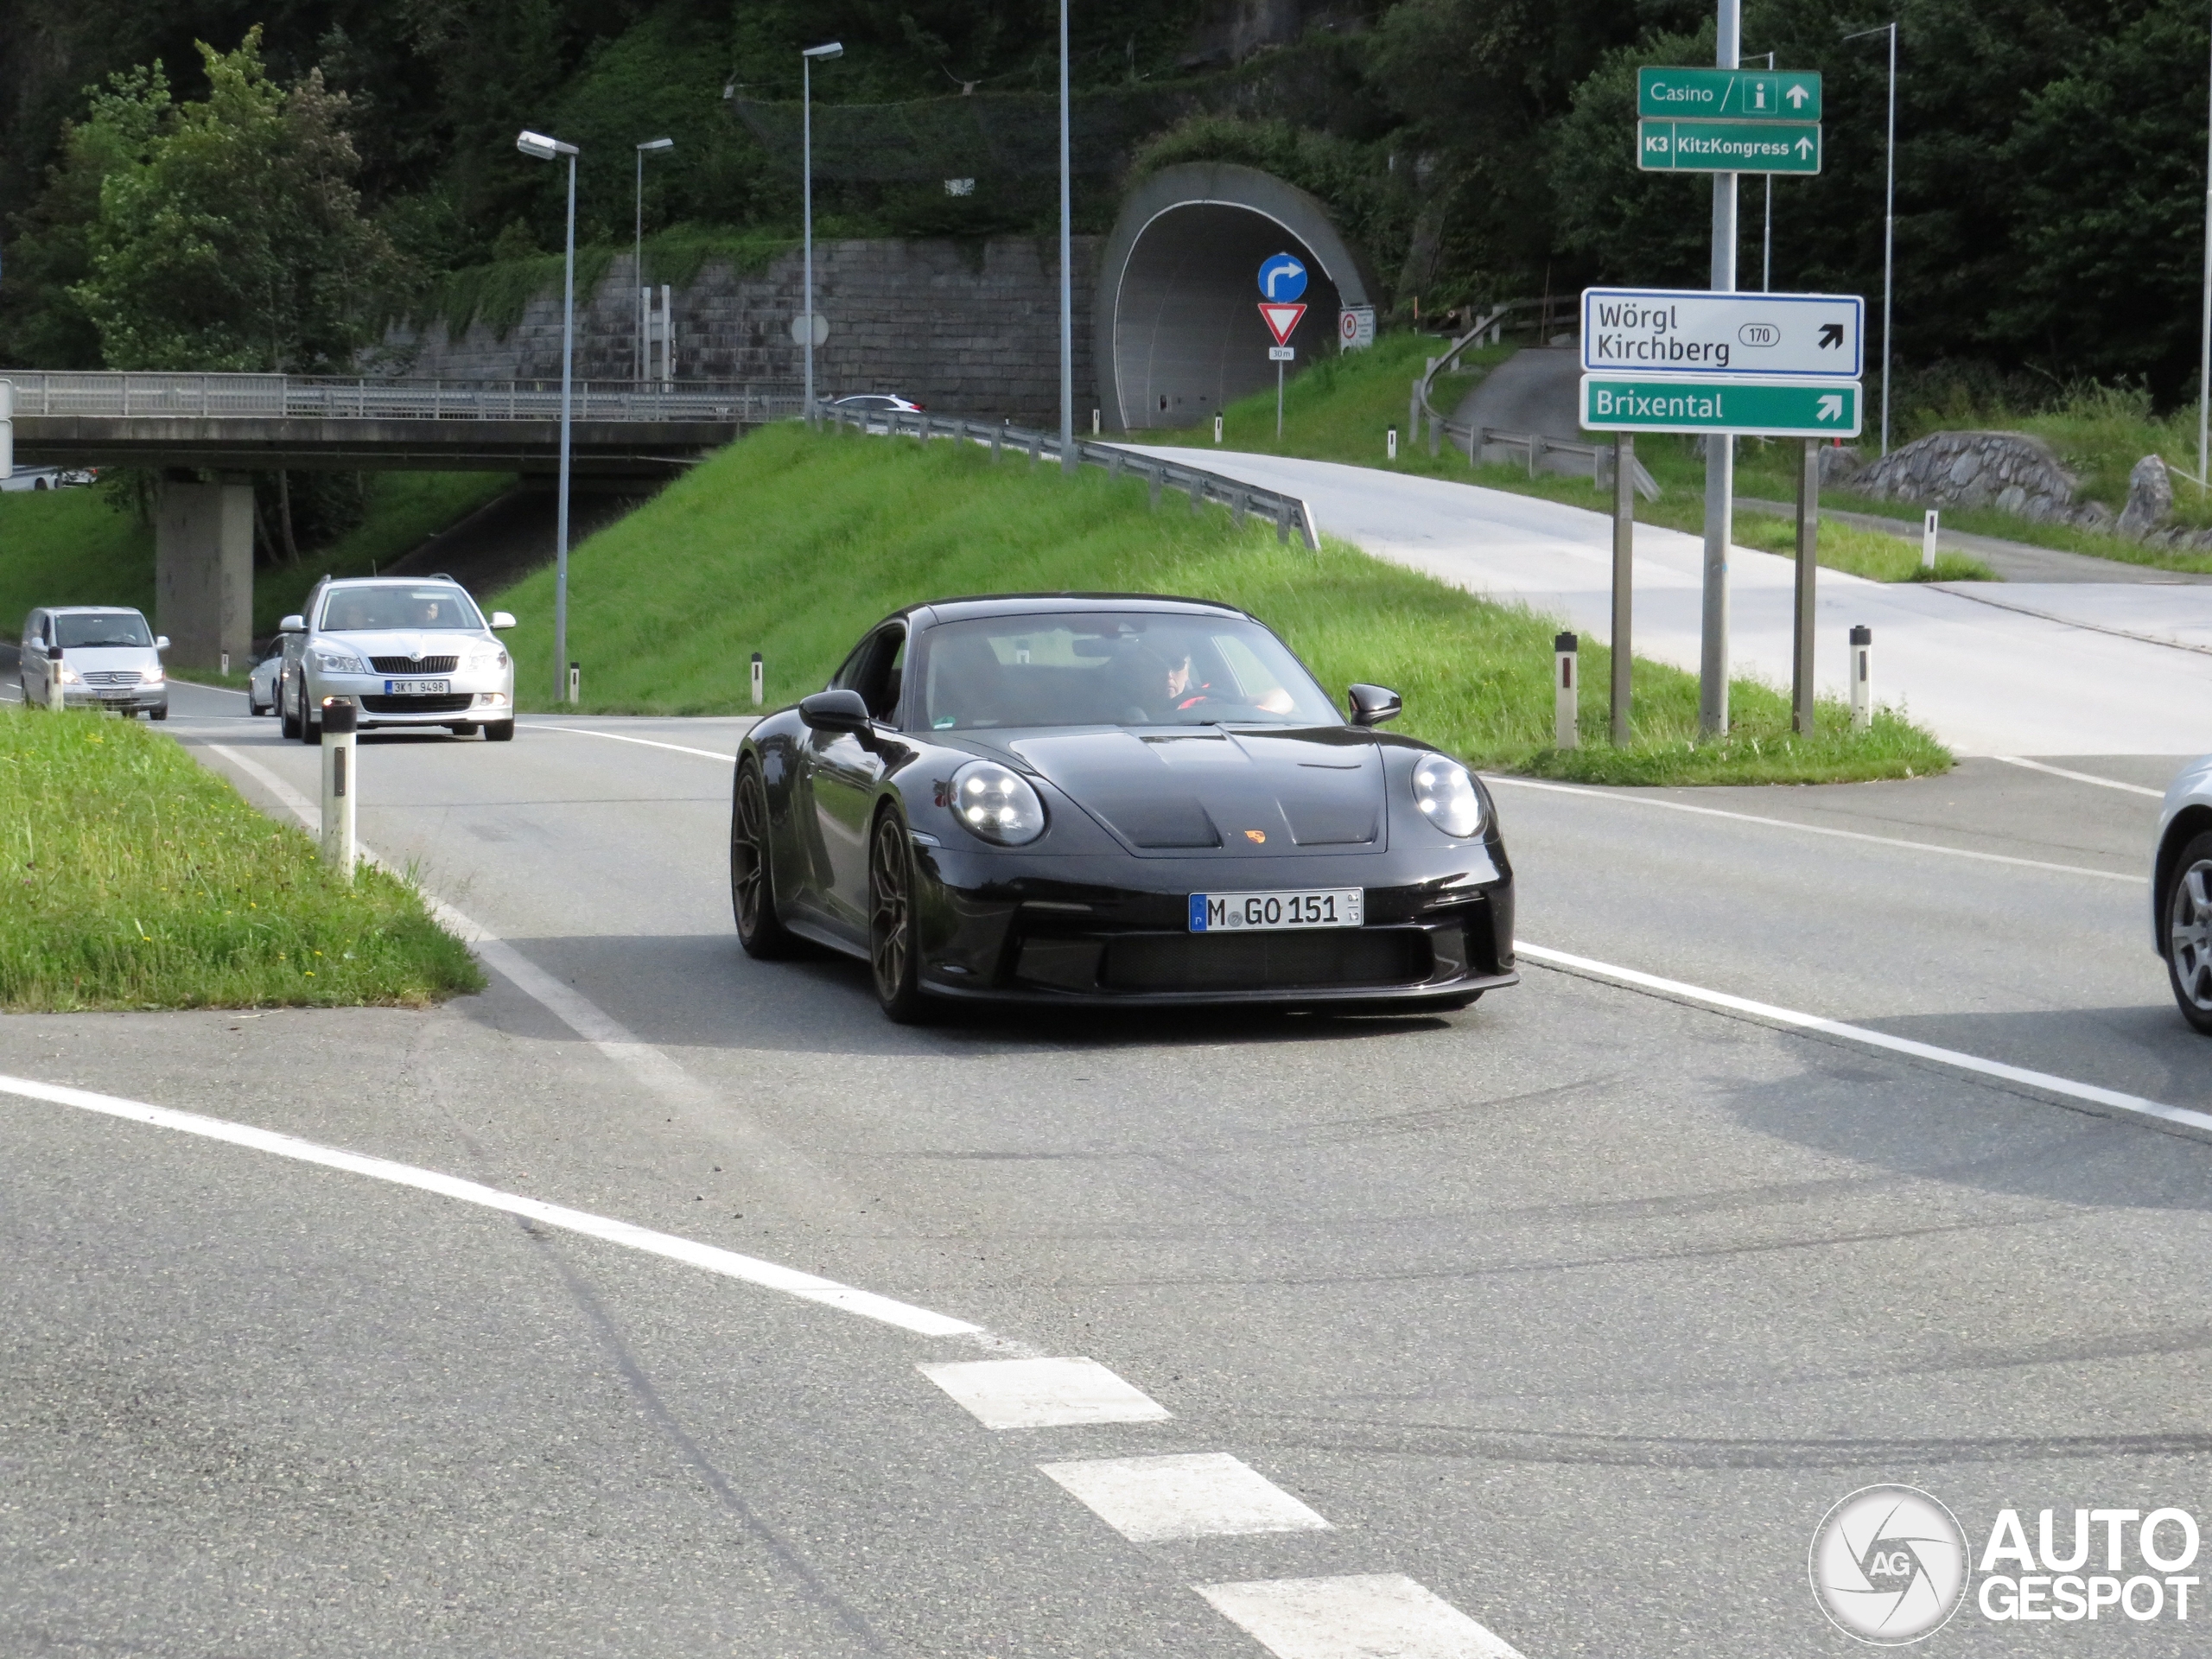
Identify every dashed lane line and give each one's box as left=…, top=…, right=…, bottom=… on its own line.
left=0, top=1071, right=980, bottom=1337
left=1991, top=754, right=2168, bottom=798
left=920, top=1357, right=1172, bottom=1427
left=1198, top=1573, right=1529, bottom=1659
left=1484, top=772, right=2145, bottom=883
left=1518, top=941, right=2212, bottom=1141
left=1039, top=1453, right=1331, bottom=1543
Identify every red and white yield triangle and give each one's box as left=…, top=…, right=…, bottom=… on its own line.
left=1258, top=302, right=1306, bottom=346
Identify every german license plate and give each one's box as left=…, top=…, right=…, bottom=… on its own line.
left=384, top=678, right=450, bottom=696
left=1188, top=888, right=1363, bottom=932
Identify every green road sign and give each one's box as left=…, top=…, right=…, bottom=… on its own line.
left=1637, top=67, right=1821, bottom=122
left=1580, top=376, right=1861, bottom=439
left=1638, top=118, right=1821, bottom=175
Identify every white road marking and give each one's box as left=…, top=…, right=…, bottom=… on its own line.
left=1518, top=941, right=2212, bottom=1140
left=189, top=741, right=1032, bottom=1347
left=535, top=723, right=739, bottom=762
left=0, top=1071, right=980, bottom=1337
left=169, top=678, right=251, bottom=696
left=920, top=1357, right=1172, bottom=1428
left=1039, top=1453, right=1329, bottom=1543
left=1992, top=754, right=2167, bottom=798
left=1198, top=1574, right=1526, bottom=1659
left=1484, top=772, right=2145, bottom=883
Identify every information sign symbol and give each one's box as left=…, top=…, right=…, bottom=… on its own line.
left=1257, top=254, right=1308, bottom=302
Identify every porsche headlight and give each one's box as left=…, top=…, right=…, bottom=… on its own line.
left=1412, top=755, right=1484, bottom=837
left=313, top=647, right=366, bottom=673
left=950, top=760, right=1046, bottom=845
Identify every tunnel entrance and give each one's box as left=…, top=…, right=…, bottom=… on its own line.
left=1096, top=163, right=1376, bottom=435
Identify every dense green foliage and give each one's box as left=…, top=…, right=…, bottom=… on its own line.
left=0, top=709, right=481, bottom=1009
left=6, top=0, right=2210, bottom=401
left=488, top=421, right=1948, bottom=785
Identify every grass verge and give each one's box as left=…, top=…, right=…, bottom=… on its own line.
left=493, top=422, right=1948, bottom=785
left=0, top=709, right=483, bottom=1010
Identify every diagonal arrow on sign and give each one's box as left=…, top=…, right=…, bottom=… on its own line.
left=1816, top=394, right=1844, bottom=422
left=1258, top=302, right=1306, bottom=346
left=1819, top=323, right=1845, bottom=349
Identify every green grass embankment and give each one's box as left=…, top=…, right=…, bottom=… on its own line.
left=0, top=709, right=481, bottom=1010
left=493, top=422, right=1947, bottom=786
left=0, top=473, right=513, bottom=658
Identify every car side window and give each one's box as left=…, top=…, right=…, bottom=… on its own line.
left=873, top=632, right=906, bottom=723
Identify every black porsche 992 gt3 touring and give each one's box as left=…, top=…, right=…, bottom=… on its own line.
left=729, top=594, right=1516, bottom=1021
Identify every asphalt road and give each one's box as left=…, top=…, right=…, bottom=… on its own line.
left=5, top=678, right=2212, bottom=1657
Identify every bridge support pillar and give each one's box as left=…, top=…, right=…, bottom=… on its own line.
left=156, top=480, right=254, bottom=671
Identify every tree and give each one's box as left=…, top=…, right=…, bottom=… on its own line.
left=71, top=27, right=399, bottom=373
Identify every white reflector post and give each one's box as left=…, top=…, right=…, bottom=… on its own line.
left=0, top=378, right=13, bottom=480
left=1849, top=625, right=1873, bottom=732
left=1554, top=632, right=1580, bottom=750
left=320, top=698, right=358, bottom=881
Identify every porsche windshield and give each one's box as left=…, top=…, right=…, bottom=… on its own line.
left=319, top=585, right=482, bottom=632
left=918, top=613, right=1340, bottom=730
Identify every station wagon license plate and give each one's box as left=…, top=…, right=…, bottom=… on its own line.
left=1187, top=888, right=1363, bottom=932
left=384, top=678, right=450, bottom=696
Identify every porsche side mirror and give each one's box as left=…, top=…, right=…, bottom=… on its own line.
left=1347, top=683, right=1402, bottom=727
left=490, top=611, right=517, bottom=631
left=799, top=688, right=874, bottom=735
left=277, top=614, right=305, bottom=634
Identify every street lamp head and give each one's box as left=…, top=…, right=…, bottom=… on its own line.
left=517, top=130, right=578, bottom=160
left=802, top=41, right=843, bottom=60
left=638, top=137, right=675, bottom=152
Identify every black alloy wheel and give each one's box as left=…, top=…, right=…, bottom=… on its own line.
left=2165, top=831, right=2212, bottom=1034
left=868, top=809, right=928, bottom=1022
left=730, top=760, right=798, bottom=958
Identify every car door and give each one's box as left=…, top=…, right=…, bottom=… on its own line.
left=798, top=626, right=904, bottom=941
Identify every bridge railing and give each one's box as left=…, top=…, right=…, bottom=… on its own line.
left=0, top=371, right=804, bottom=424
left=827, top=404, right=1322, bottom=551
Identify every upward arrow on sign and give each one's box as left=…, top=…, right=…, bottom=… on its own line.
left=1258, top=302, right=1306, bottom=346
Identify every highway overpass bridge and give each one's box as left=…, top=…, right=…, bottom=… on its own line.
left=1, top=371, right=795, bottom=668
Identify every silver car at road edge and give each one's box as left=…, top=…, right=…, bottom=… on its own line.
left=2153, top=753, right=2212, bottom=1033
left=279, top=576, right=516, bottom=741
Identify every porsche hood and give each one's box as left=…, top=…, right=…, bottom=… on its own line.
left=1005, top=726, right=1387, bottom=855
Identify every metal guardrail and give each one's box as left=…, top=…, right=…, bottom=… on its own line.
left=0, top=371, right=803, bottom=424
left=829, top=405, right=1323, bottom=551
left=1408, top=301, right=1661, bottom=503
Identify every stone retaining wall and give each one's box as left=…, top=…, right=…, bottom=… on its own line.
left=381, top=237, right=1102, bottom=424
left=1846, top=429, right=2094, bottom=525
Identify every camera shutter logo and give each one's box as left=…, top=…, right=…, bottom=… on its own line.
left=1809, top=1484, right=1970, bottom=1644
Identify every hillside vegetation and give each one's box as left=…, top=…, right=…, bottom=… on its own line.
left=489, top=423, right=1946, bottom=786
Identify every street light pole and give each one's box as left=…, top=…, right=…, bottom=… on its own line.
left=1846, top=21, right=1899, bottom=457
left=517, top=129, right=580, bottom=705
left=1058, top=0, right=1074, bottom=472
left=801, top=43, right=843, bottom=424
left=634, top=137, right=673, bottom=385
left=1699, top=0, right=1740, bottom=739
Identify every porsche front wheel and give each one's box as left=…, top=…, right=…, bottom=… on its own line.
left=731, top=760, right=799, bottom=959
left=868, top=810, right=929, bottom=1022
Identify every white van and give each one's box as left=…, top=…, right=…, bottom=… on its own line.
left=18, top=607, right=169, bottom=718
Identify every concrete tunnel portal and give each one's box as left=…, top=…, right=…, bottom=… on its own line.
left=1096, top=163, right=1376, bottom=435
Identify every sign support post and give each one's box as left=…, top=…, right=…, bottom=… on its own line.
left=1611, top=435, right=1635, bottom=746
left=1794, top=439, right=1819, bottom=734
left=1700, top=0, right=1741, bottom=740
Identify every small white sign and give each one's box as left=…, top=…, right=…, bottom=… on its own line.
left=1338, top=306, right=1376, bottom=350
left=1268, top=346, right=1295, bottom=362
left=789, top=312, right=830, bottom=346
left=1581, top=287, right=1862, bottom=379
